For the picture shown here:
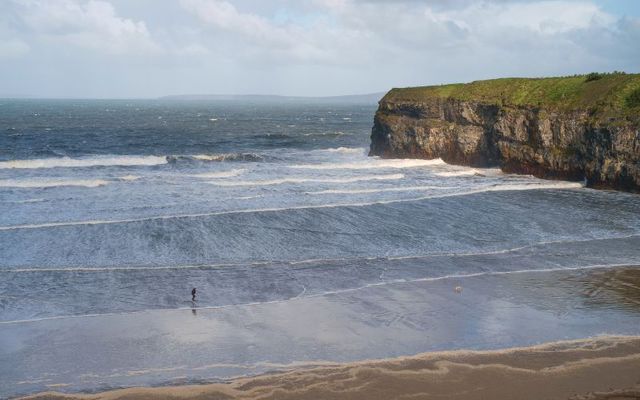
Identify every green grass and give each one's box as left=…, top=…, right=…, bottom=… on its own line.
left=383, top=73, right=640, bottom=123
left=627, top=87, right=640, bottom=108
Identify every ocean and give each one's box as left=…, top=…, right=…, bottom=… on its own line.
left=1, top=99, right=640, bottom=398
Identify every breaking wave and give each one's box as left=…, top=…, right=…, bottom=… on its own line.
left=207, top=173, right=405, bottom=187
left=0, top=180, right=586, bottom=231
left=0, top=153, right=268, bottom=170
left=119, top=175, right=140, bottom=181
left=306, top=185, right=453, bottom=195
left=1, top=198, right=48, bottom=204
left=434, top=169, right=483, bottom=177
left=188, top=169, right=247, bottom=179
left=319, top=147, right=366, bottom=154
left=167, top=153, right=265, bottom=163
left=0, top=156, right=167, bottom=169
left=0, top=178, right=110, bottom=188
left=290, top=158, right=445, bottom=170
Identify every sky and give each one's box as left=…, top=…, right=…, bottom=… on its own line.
left=0, top=0, right=639, bottom=98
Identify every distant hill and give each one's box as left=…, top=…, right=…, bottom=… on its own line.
left=158, top=93, right=385, bottom=104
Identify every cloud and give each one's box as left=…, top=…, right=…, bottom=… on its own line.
left=315, top=0, right=614, bottom=46
left=458, top=1, right=614, bottom=34
left=0, top=39, right=29, bottom=58
left=11, top=0, right=161, bottom=54
left=0, top=0, right=638, bottom=97
left=304, top=0, right=640, bottom=76
left=175, top=0, right=636, bottom=71
left=179, top=0, right=341, bottom=63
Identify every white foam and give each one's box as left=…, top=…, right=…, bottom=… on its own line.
left=1, top=260, right=273, bottom=273
left=435, top=169, right=482, bottom=177
left=487, top=182, right=584, bottom=191
left=193, top=154, right=222, bottom=161
left=166, top=154, right=264, bottom=164
left=4, top=234, right=637, bottom=273
left=189, top=154, right=263, bottom=162
left=2, top=198, right=47, bottom=204
left=0, top=178, right=109, bottom=188
left=207, top=173, right=405, bottom=187
left=0, top=180, right=585, bottom=231
left=0, top=155, right=167, bottom=169
left=303, top=131, right=347, bottom=137
left=320, top=147, right=366, bottom=154
left=290, top=158, right=445, bottom=170
left=306, top=185, right=453, bottom=195
left=304, top=181, right=583, bottom=196
left=310, top=263, right=640, bottom=300
left=188, top=169, right=246, bottom=179
left=119, top=175, right=140, bottom=181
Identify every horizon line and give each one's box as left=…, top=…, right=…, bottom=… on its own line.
left=0, top=91, right=387, bottom=101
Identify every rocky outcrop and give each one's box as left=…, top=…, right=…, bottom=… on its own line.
left=370, top=91, right=640, bottom=192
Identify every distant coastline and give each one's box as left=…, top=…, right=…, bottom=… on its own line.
left=0, top=93, right=385, bottom=104
left=158, top=93, right=385, bottom=104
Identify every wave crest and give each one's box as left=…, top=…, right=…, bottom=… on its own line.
left=0, top=153, right=267, bottom=170
left=189, top=169, right=246, bottom=178
left=207, top=173, right=405, bottom=187
left=167, top=153, right=265, bottom=163
left=434, top=169, right=483, bottom=177
left=0, top=155, right=167, bottom=169
left=320, top=147, right=366, bottom=154
left=0, top=178, right=110, bottom=188
left=290, top=158, right=445, bottom=170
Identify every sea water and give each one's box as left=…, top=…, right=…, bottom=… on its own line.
left=1, top=99, right=640, bottom=397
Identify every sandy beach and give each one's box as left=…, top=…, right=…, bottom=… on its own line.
left=4, top=264, right=640, bottom=398
left=21, top=335, right=640, bottom=400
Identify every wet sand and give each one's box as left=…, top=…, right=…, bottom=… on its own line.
left=3, top=266, right=640, bottom=398
left=22, top=335, right=640, bottom=400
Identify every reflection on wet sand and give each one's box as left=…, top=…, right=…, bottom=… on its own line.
left=22, top=336, right=640, bottom=400
left=2, top=265, right=640, bottom=398
left=579, top=268, right=640, bottom=312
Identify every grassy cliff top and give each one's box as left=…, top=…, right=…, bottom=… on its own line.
left=383, top=73, right=640, bottom=121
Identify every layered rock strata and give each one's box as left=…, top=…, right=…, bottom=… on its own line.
left=370, top=77, right=640, bottom=192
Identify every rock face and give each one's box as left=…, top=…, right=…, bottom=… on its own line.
left=370, top=82, right=640, bottom=192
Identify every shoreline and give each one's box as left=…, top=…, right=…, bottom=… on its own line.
left=21, top=335, right=640, bottom=400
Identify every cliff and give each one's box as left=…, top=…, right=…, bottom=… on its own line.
left=370, top=74, right=640, bottom=192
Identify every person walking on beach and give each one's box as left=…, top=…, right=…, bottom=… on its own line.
left=191, top=287, right=197, bottom=302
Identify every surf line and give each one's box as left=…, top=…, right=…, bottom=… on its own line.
left=0, top=183, right=585, bottom=231
left=3, top=234, right=640, bottom=273
left=3, top=233, right=639, bottom=273
left=1, top=263, right=638, bottom=326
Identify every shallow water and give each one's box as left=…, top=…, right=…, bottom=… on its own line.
left=1, top=99, right=639, bottom=398
left=1, top=266, right=640, bottom=397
